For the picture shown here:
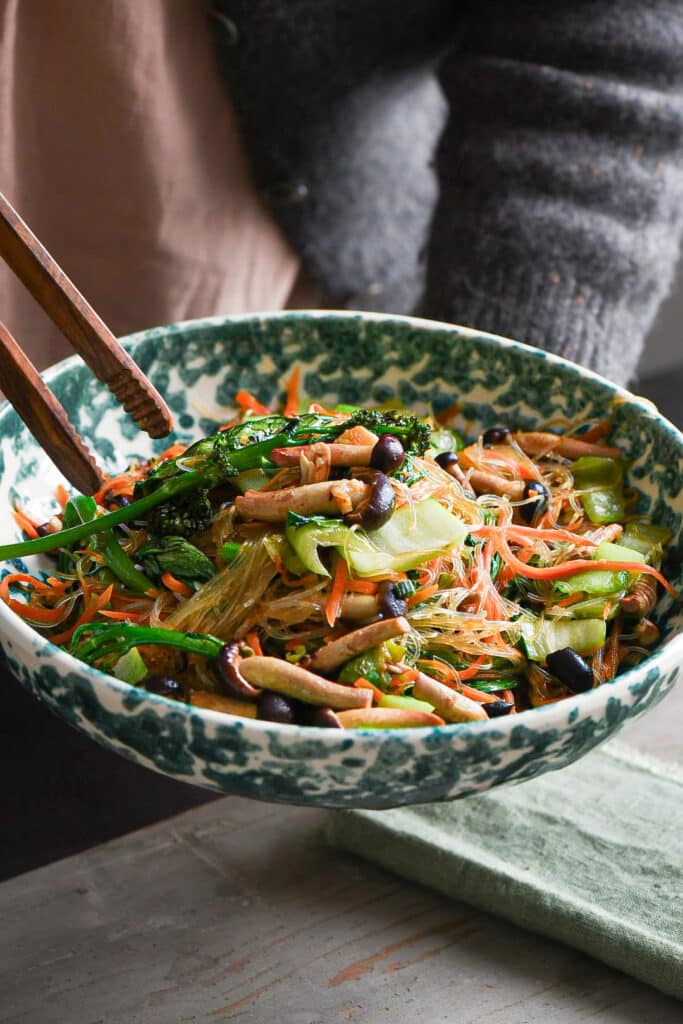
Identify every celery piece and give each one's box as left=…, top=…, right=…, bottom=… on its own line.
left=595, top=541, right=646, bottom=565
left=285, top=514, right=351, bottom=577
left=554, top=568, right=630, bottom=597
left=573, top=456, right=625, bottom=525
left=379, top=693, right=435, bottom=713
left=263, top=533, right=307, bottom=576
left=580, top=488, right=625, bottom=525
left=520, top=618, right=606, bottom=662
left=113, top=647, right=149, bottom=684
left=567, top=594, right=624, bottom=620
left=554, top=540, right=645, bottom=597
left=621, top=521, right=672, bottom=561
left=429, top=428, right=465, bottom=454
left=346, top=499, right=467, bottom=577
left=572, top=456, right=624, bottom=488
left=338, top=646, right=388, bottom=687
left=287, top=499, right=467, bottom=579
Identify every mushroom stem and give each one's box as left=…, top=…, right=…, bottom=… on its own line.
left=467, top=470, right=525, bottom=501
left=270, top=443, right=374, bottom=467
left=340, top=593, right=380, bottom=620
left=235, top=478, right=368, bottom=522
left=189, top=690, right=258, bottom=718
left=336, top=707, right=445, bottom=728
left=413, top=672, right=488, bottom=722
left=619, top=575, right=658, bottom=617
left=309, top=616, right=411, bottom=673
left=239, top=657, right=373, bottom=709
left=514, top=432, right=622, bottom=461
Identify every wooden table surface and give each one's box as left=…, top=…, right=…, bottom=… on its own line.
left=1, top=683, right=681, bottom=1024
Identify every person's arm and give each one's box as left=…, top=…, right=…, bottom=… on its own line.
left=421, top=1, right=683, bottom=385
left=209, top=1, right=455, bottom=313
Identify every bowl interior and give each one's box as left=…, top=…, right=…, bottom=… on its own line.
left=1, top=310, right=682, bottom=693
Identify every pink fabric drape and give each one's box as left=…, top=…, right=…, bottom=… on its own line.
left=0, top=0, right=304, bottom=370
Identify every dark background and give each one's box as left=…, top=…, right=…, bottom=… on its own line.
left=1, top=367, right=679, bottom=882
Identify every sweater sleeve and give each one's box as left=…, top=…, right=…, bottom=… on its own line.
left=421, top=1, right=683, bottom=385
left=208, top=1, right=454, bottom=313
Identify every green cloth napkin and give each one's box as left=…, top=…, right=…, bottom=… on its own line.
left=326, top=741, right=683, bottom=998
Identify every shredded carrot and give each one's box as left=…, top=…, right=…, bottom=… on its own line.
left=407, top=583, right=439, bottom=608
left=326, top=557, right=347, bottom=628
left=161, top=572, right=193, bottom=597
left=417, top=658, right=457, bottom=683
left=471, top=523, right=595, bottom=547
left=284, top=366, right=301, bottom=416
left=460, top=683, right=498, bottom=704
left=491, top=530, right=675, bottom=595
left=12, top=510, right=39, bottom=540
left=246, top=631, right=263, bottom=656
left=55, top=484, right=70, bottom=510
left=0, top=573, right=49, bottom=601
left=98, top=609, right=148, bottom=623
left=354, top=677, right=384, bottom=703
left=91, top=477, right=111, bottom=505
left=46, top=576, right=71, bottom=591
left=457, top=654, right=490, bottom=680
left=460, top=444, right=539, bottom=481
left=1, top=575, right=73, bottom=624
left=93, top=467, right=146, bottom=505
left=396, top=667, right=419, bottom=683
left=345, top=578, right=378, bottom=595
left=48, top=584, right=114, bottom=646
left=235, top=390, right=270, bottom=415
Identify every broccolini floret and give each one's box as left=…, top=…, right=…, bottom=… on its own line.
left=146, top=490, right=213, bottom=539
left=342, top=409, right=431, bottom=455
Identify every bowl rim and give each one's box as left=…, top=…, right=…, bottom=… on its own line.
left=1, top=308, right=682, bottom=742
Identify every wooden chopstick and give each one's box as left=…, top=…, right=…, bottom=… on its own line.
left=0, top=191, right=173, bottom=438
left=0, top=321, right=103, bottom=494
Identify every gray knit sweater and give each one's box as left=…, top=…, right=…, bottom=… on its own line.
left=210, top=1, right=683, bottom=385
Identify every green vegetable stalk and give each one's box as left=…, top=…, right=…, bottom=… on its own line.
left=70, top=621, right=224, bottom=667
left=572, top=456, right=625, bottom=525
left=59, top=495, right=153, bottom=594
left=0, top=410, right=431, bottom=562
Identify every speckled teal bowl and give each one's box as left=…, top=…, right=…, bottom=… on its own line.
left=1, top=312, right=681, bottom=808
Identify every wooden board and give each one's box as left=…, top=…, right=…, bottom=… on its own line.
left=1, top=684, right=681, bottom=1024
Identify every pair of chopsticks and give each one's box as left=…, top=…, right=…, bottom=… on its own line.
left=0, top=191, right=173, bottom=494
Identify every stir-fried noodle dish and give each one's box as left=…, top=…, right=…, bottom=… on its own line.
left=1, top=371, right=675, bottom=730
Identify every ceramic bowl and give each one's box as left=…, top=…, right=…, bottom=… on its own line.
left=1, top=312, right=681, bottom=809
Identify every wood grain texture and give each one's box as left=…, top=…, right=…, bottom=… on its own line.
left=0, top=321, right=103, bottom=494
left=0, top=191, right=173, bottom=438
left=1, top=687, right=681, bottom=1024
